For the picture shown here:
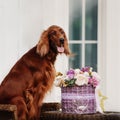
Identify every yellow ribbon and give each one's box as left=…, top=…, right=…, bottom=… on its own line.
left=98, top=90, right=107, bottom=111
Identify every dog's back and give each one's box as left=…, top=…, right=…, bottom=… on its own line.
left=0, top=46, right=37, bottom=102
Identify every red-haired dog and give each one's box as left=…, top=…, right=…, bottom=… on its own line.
left=0, top=25, right=70, bottom=120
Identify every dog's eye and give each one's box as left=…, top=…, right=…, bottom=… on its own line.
left=50, top=30, right=56, bottom=35
left=59, top=29, right=64, bottom=34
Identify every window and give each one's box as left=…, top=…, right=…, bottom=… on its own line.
left=69, top=0, right=98, bottom=71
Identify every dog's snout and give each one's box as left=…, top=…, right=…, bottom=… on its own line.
left=60, top=38, right=64, bottom=44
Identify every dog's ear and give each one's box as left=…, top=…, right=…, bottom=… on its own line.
left=64, top=34, right=71, bottom=55
left=37, top=30, right=49, bottom=57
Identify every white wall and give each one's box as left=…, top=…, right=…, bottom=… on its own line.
left=104, top=0, right=120, bottom=111
left=0, top=0, right=20, bottom=81
left=19, top=0, right=43, bottom=56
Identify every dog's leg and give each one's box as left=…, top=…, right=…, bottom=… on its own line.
left=31, top=93, right=43, bottom=120
left=24, top=89, right=37, bottom=120
left=10, top=96, right=28, bottom=120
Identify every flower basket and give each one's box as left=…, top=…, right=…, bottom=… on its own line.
left=55, top=66, right=106, bottom=114
left=61, top=84, right=96, bottom=114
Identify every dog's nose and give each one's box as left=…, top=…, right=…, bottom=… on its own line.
left=60, top=38, right=64, bottom=44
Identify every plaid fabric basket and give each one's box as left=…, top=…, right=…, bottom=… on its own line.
left=61, top=84, right=96, bottom=114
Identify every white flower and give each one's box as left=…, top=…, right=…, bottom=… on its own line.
left=75, top=69, right=81, bottom=75
left=75, top=74, right=88, bottom=86
left=83, top=72, right=89, bottom=77
left=92, top=72, right=101, bottom=81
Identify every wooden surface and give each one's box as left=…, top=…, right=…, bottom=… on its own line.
left=40, top=111, right=120, bottom=120
left=40, top=103, right=120, bottom=120
left=0, top=103, right=120, bottom=120
left=0, top=104, right=18, bottom=120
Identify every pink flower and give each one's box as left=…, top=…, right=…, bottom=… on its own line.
left=88, top=76, right=99, bottom=87
left=81, top=66, right=91, bottom=72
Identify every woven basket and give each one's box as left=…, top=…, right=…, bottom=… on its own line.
left=61, top=84, right=96, bottom=114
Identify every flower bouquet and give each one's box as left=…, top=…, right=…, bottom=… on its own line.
left=55, top=66, right=100, bottom=88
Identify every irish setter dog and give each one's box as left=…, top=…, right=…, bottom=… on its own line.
left=0, top=25, right=70, bottom=120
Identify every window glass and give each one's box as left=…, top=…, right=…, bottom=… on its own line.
left=69, top=0, right=82, bottom=40
left=85, top=44, right=97, bottom=71
left=69, top=44, right=82, bottom=69
left=85, top=0, right=98, bottom=40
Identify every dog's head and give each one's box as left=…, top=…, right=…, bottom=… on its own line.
left=37, top=25, right=70, bottom=57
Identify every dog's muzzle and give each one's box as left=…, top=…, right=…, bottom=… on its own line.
left=57, top=38, right=64, bottom=53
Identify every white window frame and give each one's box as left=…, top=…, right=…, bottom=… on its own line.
left=69, top=0, right=98, bottom=68
left=98, top=0, right=106, bottom=93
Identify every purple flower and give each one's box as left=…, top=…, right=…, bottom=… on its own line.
left=66, top=69, right=75, bottom=79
